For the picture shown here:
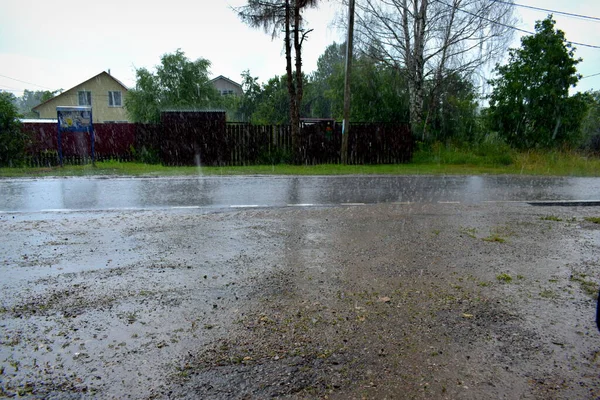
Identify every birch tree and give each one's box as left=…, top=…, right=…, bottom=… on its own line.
left=353, top=0, right=515, bottom=139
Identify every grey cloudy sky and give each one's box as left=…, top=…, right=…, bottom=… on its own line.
left=0, top=0, right=598, bottom=96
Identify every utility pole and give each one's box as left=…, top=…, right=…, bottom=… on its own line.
left=341, top=0, right=355, bottom=164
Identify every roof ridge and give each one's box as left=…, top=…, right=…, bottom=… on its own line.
left=209, top=75, right=242, bottom=88
left=32, top=71, right=128, bottom=111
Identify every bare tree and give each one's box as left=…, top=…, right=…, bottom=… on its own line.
left=352, top=0, right=516, bottom=139
left=236, top=0, right=317, bottom=163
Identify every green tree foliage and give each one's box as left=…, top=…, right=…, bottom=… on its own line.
left=225, top=71, right=308, bottom=125
left=304, top=43, right=411, bottom=123
left=303, top=42, right=346, bottom=119
left=223, top=70, right=262, bottom=122
left=0, top=92, right=29, bottom=166
left=225, top=42, right=480, bottom=138
left=125, top=49, right=219, bottom=123
left=13, top=89, right=61, bottom=118
left=488, top=16, right=588, bottom=149
left=330, top=59, right=410, bottom=123
left=354, top=0, right=515, bottom=140
left=252, top=75, right=293, bottom=124
left=580, top=90, right=600, bottom=152
left=427, top=73, right=480, bottom=143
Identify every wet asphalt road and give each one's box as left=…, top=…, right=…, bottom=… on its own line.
left=0, top=175, right=599, bottom=213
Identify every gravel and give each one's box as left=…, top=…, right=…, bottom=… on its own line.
left=1, top=203, right=599, bottom=399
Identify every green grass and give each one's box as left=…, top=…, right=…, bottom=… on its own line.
left=482, top=234, right=506, bottom=243
left=584, top=217, right=600, bottom=224
left=496, top=273, right=513, bottom=283
left=569, top=273, right=599, bottom=298
left=1, top=148, right=598, bottom=178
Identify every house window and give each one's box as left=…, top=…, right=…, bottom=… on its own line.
left=78, top=91, right=92, bottom=106
left=221, top=89, right=234, bottom=96
left=108, top=91, right=122, bottom=107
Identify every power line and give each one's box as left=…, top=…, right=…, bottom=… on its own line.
left=0, top=73, right=53, bottom=90
left=494, top=0, right=600, bottom=23
left=0, top=85, right=22, bottom=92
left=433, top=0, right=600, bottom=49
left=581, top=72, right=600, bottom=80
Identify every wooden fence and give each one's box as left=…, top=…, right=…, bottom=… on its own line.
left=22, top=118, right=413, bottom=166
left=225, top=122, right=413, bottom=165
left=226, top=123, right=292, bottom=165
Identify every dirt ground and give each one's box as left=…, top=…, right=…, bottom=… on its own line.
left=1, top=202, right=599, bottom=399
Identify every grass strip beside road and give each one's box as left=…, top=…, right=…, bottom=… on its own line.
left=1, top=151, right=599, bottom=178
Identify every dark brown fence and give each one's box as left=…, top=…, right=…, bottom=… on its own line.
left=22, top=118, right=413, bottom=166
left=224, top=122, right=412, bottom=165
left=160, top=111, right=227, bottom=166
left=226, top=123, right=292, bottom=165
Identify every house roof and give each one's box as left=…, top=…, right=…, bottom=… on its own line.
left=209, top=75, right=243, bottom=89
left=32, top=71, right=129, bottom=111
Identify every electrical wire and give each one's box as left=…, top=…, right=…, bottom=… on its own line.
left=0, top=73, right=54, bottom=90
left=433, top=0, right=600, bottom=49
left=494, top=0, right=600, bottom=23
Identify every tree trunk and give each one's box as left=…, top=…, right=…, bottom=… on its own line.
left=401, top=0, right=427, bottom=141
left=284, top=0, right=300, bottom=163
left=292, top=1, right=303, bottom=164
left=341, top=0, right=355, bottom=164
left=408, top=78, right=424, bottom=140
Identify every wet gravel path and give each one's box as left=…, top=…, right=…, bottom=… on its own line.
left=1, top=203, right=599, bottom=399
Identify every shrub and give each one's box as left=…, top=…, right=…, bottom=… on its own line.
left=0, top=92, right=29, bottom=167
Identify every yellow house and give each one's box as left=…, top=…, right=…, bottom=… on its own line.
left=33, top=71, right=129, bottom=123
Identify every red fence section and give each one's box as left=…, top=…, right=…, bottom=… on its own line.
left=23, top=122, right=136, bottom=165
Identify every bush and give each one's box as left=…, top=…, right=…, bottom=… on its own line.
left=0, top=93, right=29, bottom=167
left=582, top=134, right=600, bottom=154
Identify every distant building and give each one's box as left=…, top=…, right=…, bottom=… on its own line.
left=210, top=75, right=243, bottom=96
left=33, top=71, right=129, bottom=123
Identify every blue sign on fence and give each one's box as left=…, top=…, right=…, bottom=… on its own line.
left=56, top=106, right=94, bottom=166
left=58, top=107, right=92, bottom=132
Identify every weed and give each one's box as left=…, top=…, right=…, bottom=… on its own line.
left=8, top=359, right=20, bottom=371
left=570, top=273, right=599, bottom=298
left=584, top=217, right=600, bottom=224
left=432, top=229, right=441, bottom=235
left=540, top=289, right=557, bottom=299
left=496, top=273, right=513, bottom=283
left=459, top=227, right=477, bottom=239
left=482, top=234, right=506, bottom=243
left=5, top=335, right=21, bottom=346
left=540, top=215, right=562, bottom=222
left=118, top=311, right=138, bottom=324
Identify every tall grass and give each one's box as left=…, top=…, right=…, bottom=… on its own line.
left=413, top=134, right=515, bottom=167
left=513, top=150, right=600, bottom=176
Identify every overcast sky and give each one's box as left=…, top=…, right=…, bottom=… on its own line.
left=0, top=0, right=599, bottom=97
